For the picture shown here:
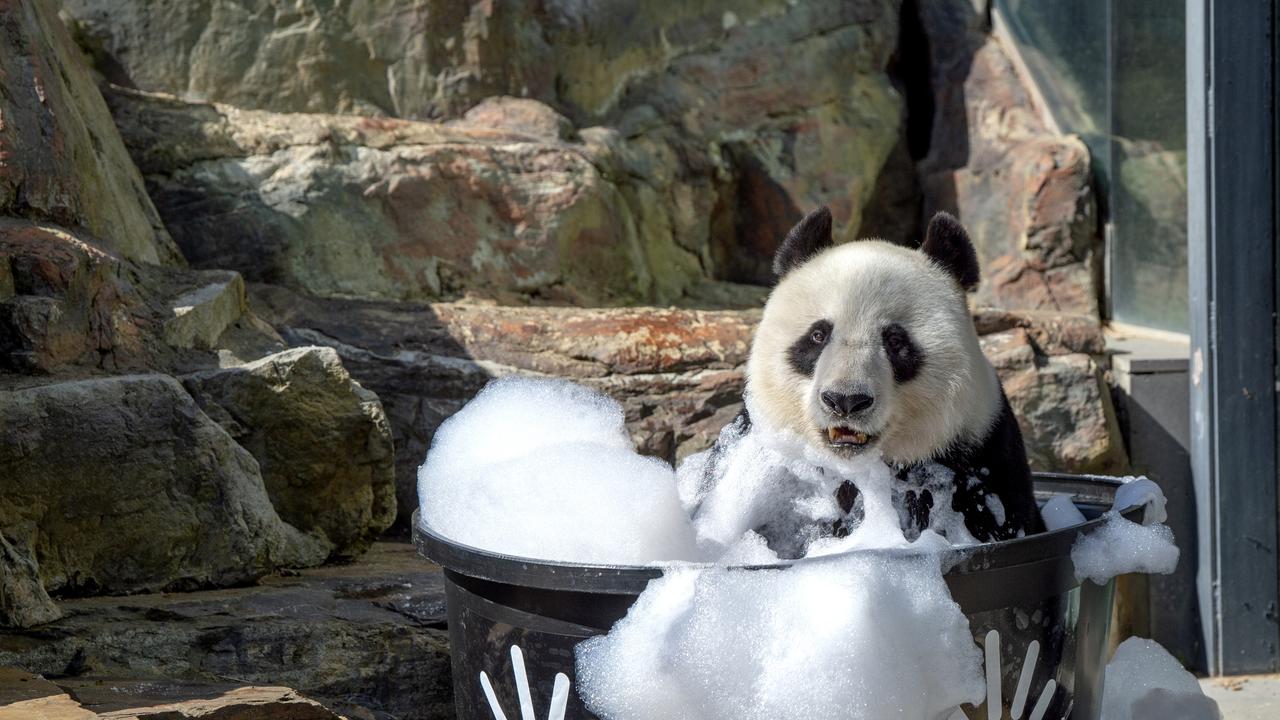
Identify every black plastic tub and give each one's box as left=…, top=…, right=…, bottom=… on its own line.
left=413, top=473, right=1145, bottom=720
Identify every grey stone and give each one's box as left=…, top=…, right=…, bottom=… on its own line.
left=0, top=374, right=328, bottom=604
left=0, top=0, right=180, bottom=265
left=183, top=347, right=398, bottom=558
left=1002, top=353, right=1130, bottom=474
left=455, top=96, right=577, bottom=140
left=0, top=535, right=62, bottom=629
left=162, top=270, right=247, bottom=351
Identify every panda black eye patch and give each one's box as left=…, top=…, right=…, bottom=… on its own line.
left=881, top=323, right=923, bottom=383
left=787, top=319, right=833, bottom=377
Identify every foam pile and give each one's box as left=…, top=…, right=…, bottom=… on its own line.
left=416, top=377, right=699, bottom=564
left=576, top=553, right=984, bottom=720
left=1040, top=494, right=1086, bottom=531
left=579, top=396, right=984, bottom=718
left=1100, top=638, right=1220, bottom=719
left=1071, top=477, right=1179, bottom=584
left=676, top=418, right=864, bottom=559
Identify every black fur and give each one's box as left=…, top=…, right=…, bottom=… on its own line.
left=921, top=212, right=981, bottom=291
left=700, top=393, right=1041, bottom=547
left=928, top=392, right=1042, bottom=541
left=830, top=480, right=860, bottom=539
left=903, top=489, right=935, bottom=533
left=772, top=206, right=834, bottom=277
left=684, top=408, right=752, bottom=519
left=832, top=391, right=1040, bottom=543
left=881, top=323, right=924, bottom=383
left=839, top=389, right=1039, bottom=540
left=785, top=320, right=833, bottom=377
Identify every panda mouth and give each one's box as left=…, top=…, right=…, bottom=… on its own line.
left=826, top=426, right=875, bottom=449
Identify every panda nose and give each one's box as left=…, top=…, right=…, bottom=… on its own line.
left=821, top=391, right=875, bottom=417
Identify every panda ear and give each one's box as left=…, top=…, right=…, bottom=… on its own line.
left=921, top=212, right=980, bottom=291
left=772, top=206, right=834, bottom=277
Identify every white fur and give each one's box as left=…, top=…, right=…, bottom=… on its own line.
left=745, top=240, right=1000, bottom=466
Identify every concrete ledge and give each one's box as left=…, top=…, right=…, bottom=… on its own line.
left=1200, top=674, right=1280, bottom=719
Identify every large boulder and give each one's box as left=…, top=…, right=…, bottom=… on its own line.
left=81, top=0, right=907, bottom=303
left=979, top=318, right=1128, bottom=474
left=60, top=0, right=1101, bottom=316
left=0, top=543, right=452, bottom=720
left=183, top=347, right=398, bottom=559
left=107, top=88, right=704, bottom=305
left=0, top=374, right=328, bottom=605
left=1000, top=352, right=1130, bottom=474
left=80, top=1, right=1102, bottom=315
left=0, top=0, right=179, bottom=265
left=0, top=220, right=153, bottom=373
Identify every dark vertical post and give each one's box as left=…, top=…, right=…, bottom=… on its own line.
left=1186, top=0, right=1279, bottom=675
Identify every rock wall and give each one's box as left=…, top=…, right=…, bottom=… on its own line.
left=0, top=0, right=395, bottom=629
left=106, top=89, right=714, bottom=305
left=67, top=0, right=1101, bottom=316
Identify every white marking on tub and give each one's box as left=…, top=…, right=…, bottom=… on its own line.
left=1010, top=639, right=1040, bottom=718
left=549, top=673, right=571, bottom=720
left=1028, top=678, right=1057, bottom=720
left=481, top=645, right=575, bottom=720
left=985, top=629, right=1002, bottom=719
left=480, top=670, right=509, bottom=720
left=511, top=645, right=537, bottom=720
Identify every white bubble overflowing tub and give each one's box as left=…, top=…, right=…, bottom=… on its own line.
left=413, top=473, right=1147, bottom=720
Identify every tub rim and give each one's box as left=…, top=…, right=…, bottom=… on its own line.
left=413, top=472, right=1144, bottom=608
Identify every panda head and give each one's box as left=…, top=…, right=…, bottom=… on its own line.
left=745, top=207, right=1001, bottom=467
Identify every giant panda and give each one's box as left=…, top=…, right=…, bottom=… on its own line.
left=689, top=206, right=1041, bottom=553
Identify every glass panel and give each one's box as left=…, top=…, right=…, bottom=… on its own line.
left=1109, top=1, right=1187, bottom=332
left=996, top=0, right=1111, bottom=179
left=996, top=0, right=1189, bottom=333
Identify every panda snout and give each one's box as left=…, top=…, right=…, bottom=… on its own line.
left=820, top=390, right=875, bottom=418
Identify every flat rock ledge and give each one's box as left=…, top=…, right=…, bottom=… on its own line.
left=0, top=667, right=347, bottom=719
left=0, top=543, right=451, bottom=720
left=250, top=284, right=1130, bottom=529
